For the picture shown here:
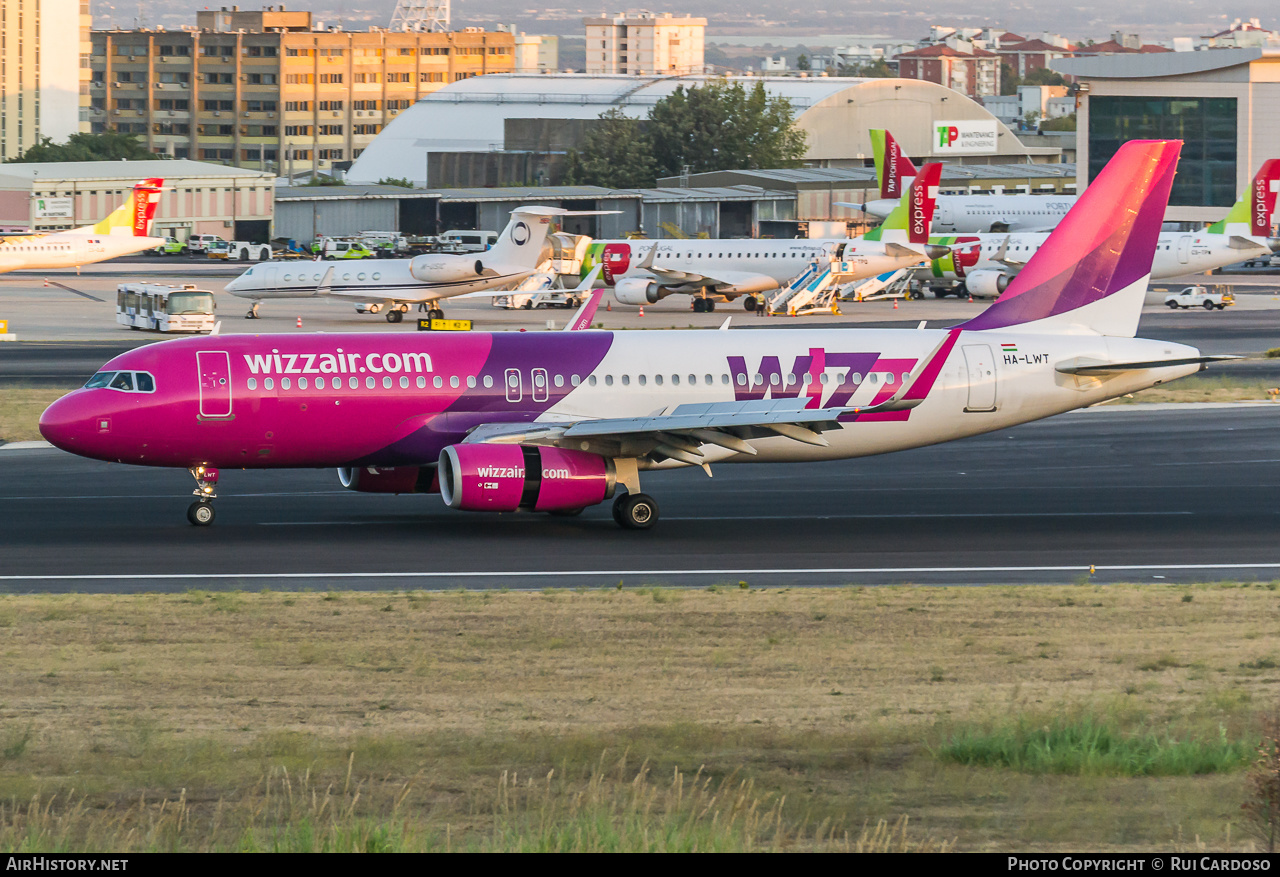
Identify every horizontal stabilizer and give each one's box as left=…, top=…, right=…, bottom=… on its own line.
left=1056, top=354, right=1242, bottom=375
left=1228, top=235, right=1267, bottom=250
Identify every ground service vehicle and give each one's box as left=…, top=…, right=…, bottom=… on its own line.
left=115, top=283, right=216, bottom=333
left=435, top=230, right=497, bottom=254
left=321, top=241, right=377, bottom=260
left=208, top=240, right=272, bottom=261
left=150, top=237, right=186, bottom=256
left=1164, top=286, right=1234, bottom=310
left=185, top=234, right=227, bottom=255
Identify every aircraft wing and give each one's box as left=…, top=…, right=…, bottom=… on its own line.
left=461, top=398, right=907, bottom=464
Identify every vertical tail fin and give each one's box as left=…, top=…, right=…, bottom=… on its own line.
left=870, top=129, right=919, bottom=200
left=1205, top=159, right=1280, bottom=237
left=486, top=206, right=562, bottom=270
left=959, top=141, right=1182, bottom=337
left=80, top=178, right=164, bottom=237
left=864, top=163, right=941, bottom=244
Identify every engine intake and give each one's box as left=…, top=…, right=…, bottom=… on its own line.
left=409, top=254, right=484, bottom=284
left=963, top=269, right=1011, bottom=299
left=338, top=466, right=438, bottom=494
left=613, top=277, right=661, bottom=306
left=438, top=444, right=615, bottom=513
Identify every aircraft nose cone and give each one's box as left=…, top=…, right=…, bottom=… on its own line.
left=39, top=391, right=97, bottom=454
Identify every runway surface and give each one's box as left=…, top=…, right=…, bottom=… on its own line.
left=3, top=405, right=1279, bottom=592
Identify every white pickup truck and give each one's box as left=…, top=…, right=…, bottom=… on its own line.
left=1164, top=286, right=1234, bottom=311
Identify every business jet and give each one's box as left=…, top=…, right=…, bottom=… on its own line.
left=580, top=163, right=949, bottom=312
left=0, top=179, right=165, bottom=273
left=860, top=129, right=1076, bottom=234
left=224, top=206, right=594, bottom=322
left=924, top=158, right=1280, bottom=297
left=41, top=140, right=1226, bottom=531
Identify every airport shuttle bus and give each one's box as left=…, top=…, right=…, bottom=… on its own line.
left=116, top=283, right=216, bottom=334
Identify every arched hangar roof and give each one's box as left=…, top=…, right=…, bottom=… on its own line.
left=348, top=74, right=1034, bottom=185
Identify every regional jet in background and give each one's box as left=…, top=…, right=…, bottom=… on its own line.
left=0, top=179, right=165, bottom=273
left=859, top=129, right=1077, bottom=233
left=579, top=163, right=949, bottom=312
left=42, top=141, right=1230, bottom=531
left=223, top=206, right=599, bottom=322
left=922, top=158, right=1280, bottom=297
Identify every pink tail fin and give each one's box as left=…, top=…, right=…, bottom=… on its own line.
left=131, top=178, right=164, bottom=237
left=1252, top=159, right=1280, bottom=237
left=958, top=140, right=1182, bottom=336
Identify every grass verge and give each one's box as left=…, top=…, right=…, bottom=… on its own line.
left=0, top=386, right=73, bottom=442
left=1121, top=375, right=1274, bottom=404
left=0, top=584, right=1277, bottom=851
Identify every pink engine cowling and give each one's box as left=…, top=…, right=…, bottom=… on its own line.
left=338, top=466, right=438, bottom=494
left=438, top=444, right=615, bottom=513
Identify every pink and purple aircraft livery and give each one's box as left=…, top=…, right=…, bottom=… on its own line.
left=41, top=141, right=1229, bottom=529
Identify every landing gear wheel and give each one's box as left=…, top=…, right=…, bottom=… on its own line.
left=398, top=303, right=410, bottom=313
left=386, top=309, right=403, bottom=323
left=743, top=296, right=757, bottom=312
left=705, top=299, right=716, bottom=313
left=187, top=501, right=215, bottom=526
left=246, top=303, right=261, bottom=319
left=428, top=308, right=444, bottom=321
left=613, top=493, right=658, bottom=530
left=693, top=298, right=707, bottom=313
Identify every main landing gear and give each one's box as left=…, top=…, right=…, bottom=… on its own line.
left=245, top=302, right=261, bottom=319
left=692, top=297, right=717, bottom=313
left=187, top=465, right=219, bottom=526
left=416, top=302, right=446, bottom=321
left=385, top=303, right=411, bottom=323
left=612, top=492, right=659, bottom=530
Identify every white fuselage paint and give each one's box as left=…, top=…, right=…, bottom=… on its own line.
left=865, top=195, right=1076, bottom=233
left=935, top=230, right=1269, bottom=286
left=528, top=326, right=1200, bottom=468
left=223, top=258, right=528, bottom=304
left=0, top=233, right=165, bottom=273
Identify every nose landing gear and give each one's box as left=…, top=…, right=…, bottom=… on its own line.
left=245, top=302, right=261, bottom=319
left=187, top=465, right=219, bottom=526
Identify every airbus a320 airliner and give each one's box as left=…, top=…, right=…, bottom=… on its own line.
left=41, top=141, right=1223, bottom=530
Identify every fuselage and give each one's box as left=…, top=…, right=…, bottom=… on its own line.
left=40, top=329, right=1201, bottom=471
left=0, top=232, right=165, bottom=273
left=223, top=259, right=529, bottom=303
left=581, top=238, right=924, bottom=290
left=864, top=195, right=1076, bottom=234
left=928, top=230, right=1271, bottom=282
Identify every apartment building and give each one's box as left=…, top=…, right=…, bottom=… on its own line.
left=583, top=11, right=705, bottom=75
left=0, top=0, right=91, bottom=160
left=88, top=6, right=515, bottom=175
left=894, top=42, right=1001, bottom=98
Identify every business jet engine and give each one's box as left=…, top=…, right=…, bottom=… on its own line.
left=612, top=277, right=661, bottom=305
left=438, top=444, right=616, bottom=513
left=963, top=269, right=1012, bottom=299
left=409, top=254, right=490, bottom=284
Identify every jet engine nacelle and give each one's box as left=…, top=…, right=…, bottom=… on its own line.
left=438, top=444, right=616, bottom=513
left=964, top=269, right=1012, bottom=299
left=338, top=466, right=437, bottom=494
left=409, top=254, right=486, bottom=284
left=613, top=277, right=661, bottom=306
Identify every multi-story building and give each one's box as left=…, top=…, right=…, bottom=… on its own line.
left=0, top=0, right=91, bottom=160
left=894, top=42, right=1001, bottom=98
left=88, top=6, right=515, bottom=176
left=583, top=11, right=705, bottom=76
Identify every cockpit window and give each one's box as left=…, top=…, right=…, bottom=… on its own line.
left=84, top=371, right=116, bottom=389
left=85, top=370, right=156, bottom=393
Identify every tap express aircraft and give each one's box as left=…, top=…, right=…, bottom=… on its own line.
left=860, top=129, right=1076, bottom=234
left=223, top=206, right=594, bottom=322
left=41, top=141, right=1224, bottom=530
left=924, top=158, right=1280, bottom=297
left=0, top=179, right=165, bottom=273
left=577, top=163, right=949, bottom=312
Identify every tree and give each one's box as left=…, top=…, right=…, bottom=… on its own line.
left=796, top=53, right=811, bottom=71
left=377, top=176, right=415, bottom=188
left=562, top=109, right=655, bottom=189
left=1040, top=113, right=1077, bottom=132
left=1000, top=62, right=1020, bottom=95
left=837, top=59, right=895, bottom=78
left=1023, top=67, right=1066, bottom=87
left=12, top=131, right=152, bottom=163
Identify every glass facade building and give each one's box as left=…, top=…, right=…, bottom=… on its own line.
left=1088, top=96, right=1237, bottom=207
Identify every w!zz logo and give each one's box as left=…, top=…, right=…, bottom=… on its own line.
left=727, top=350, right=920, bottom=422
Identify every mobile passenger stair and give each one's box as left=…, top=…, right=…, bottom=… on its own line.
left=767, top=262, right=914, bottom=317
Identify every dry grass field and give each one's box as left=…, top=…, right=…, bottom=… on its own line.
left=0, top=584, right=1277, bottom=851
left=0, top=387, right=71, bottom=443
